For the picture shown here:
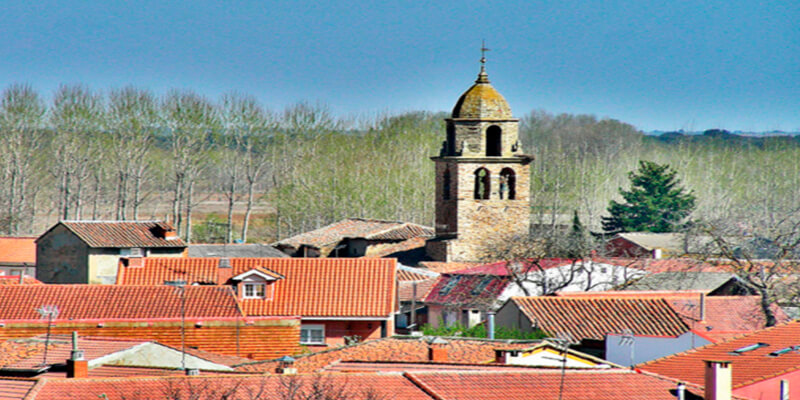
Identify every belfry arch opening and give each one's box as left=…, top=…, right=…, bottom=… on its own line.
left=474, top=168, right=490, bottom=199
left=500, top=168, right=516, bottom=200
left=486, top=125, right=502, bottom=156
left=443, top=169, right=451, bottom=200
left=446, top=124, right=456, bottom=156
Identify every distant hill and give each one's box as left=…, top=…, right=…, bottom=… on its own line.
left=645, top=129, right=800, bottom=147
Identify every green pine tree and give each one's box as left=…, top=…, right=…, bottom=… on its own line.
left=602, top=161, right=696, bottom=234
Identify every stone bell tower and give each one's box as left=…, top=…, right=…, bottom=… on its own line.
left=426, top=54, right=532, bottom=262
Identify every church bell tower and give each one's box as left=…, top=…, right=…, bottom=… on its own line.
left=426, top=52, right=532, bottom=262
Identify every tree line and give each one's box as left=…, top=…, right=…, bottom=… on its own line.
left=1, top=83, right=798, bottom=243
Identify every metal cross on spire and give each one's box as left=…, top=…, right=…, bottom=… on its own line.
left=480, top=40, right=490, bottom=65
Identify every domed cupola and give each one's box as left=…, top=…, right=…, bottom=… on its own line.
left=451, top=66, right=512, bottom=119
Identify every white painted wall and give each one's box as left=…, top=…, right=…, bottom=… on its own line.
left=605, top=331, right=711, bottom=366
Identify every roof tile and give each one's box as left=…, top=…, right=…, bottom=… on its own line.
left=45, top=221, right=185, bottom=248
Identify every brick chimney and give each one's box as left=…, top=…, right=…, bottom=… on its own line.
left=704, top=360, right=732, bottom=400
left=427, top=337, right=449, bottom=362
left=66, top=331, right=88, bottom=378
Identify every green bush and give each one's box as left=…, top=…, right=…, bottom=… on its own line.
left=420, top=322, right=548, bottom=340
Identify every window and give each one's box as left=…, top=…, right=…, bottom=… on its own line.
left=486, top=125, right=502, bottom=156
left=446, top=124, right=456, bottom=155
left=439, top=276, right=463, bottom=296
left=443, top=169, right=451, bottom=200
left=471, top=277, right=494, bottom=295
left=243, top=283, right=266, bottom=299
left=732, top=342, right=769, bottom=354
left=300, top=324, right=325, bottom=345
left=120, top=247, right=144, bottom=257
left=474, top=168, right=490, bottom=199
left=499, top=168, right=516, bottom=200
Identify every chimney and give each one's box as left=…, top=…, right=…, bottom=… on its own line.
left=218, top=258, right=232, bottom=269
left=275, top=356, right=296, bottom=375
left=781, top=380, right=789, bottom=400
left=704, top=360, right=732, bottom=400
left=699, top=293, right=706, bottom=322
left=676, top=382, right=686, bottom=400
left=185, top=369, right=200, bottom=376
left=125, top=257, right=143, bottom=268
left=486, top=312, right=496, bottom=340
left=66, top=331, right=88, bottom=378
left=427, top=337, right=449, bottom=362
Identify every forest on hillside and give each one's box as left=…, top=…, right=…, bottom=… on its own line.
left=1, top=83, right=798, bottom=243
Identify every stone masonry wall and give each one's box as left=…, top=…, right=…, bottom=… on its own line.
left=448, top=119, right=521, bottom=158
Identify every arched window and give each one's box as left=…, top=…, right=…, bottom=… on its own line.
left=446, top=124, right=456, bottom=156
left=500, top=168, right=516, bottom=200
left=474, top=168, right=490, bottom=199
left=486, top=125, right=502, bottom=156
left=443, top=169, right=451, bottom=200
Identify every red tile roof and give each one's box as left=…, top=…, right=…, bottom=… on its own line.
left=397, top=268, right=436, bottom=281
left=641, top=320, right=800, bottom=389
left=0, top=237, right=36, bottom=265
left=41, top=221, right=185, bottom=248
left=508, top=297, right=690, bottom=341
left=236, top=337, right=538, bottom=373
left=322, top=360, right=538, bottom=373
left=404, top=369, right=706, bottom=400
left=425, top=274, right=510, bottom=306
left=0, top=378, right=36, bottom=400
left=0, top=285, right=240, bottom=321
left=398, top=279, right=437, bottom=302
left=418, top=261, right=482, bottom=274
left=451, top=258, right=576, bottom=275
left=274, top=218, right=433, bottom=249
left=0, top=318, right=300, bottom=361
left=117, top=258, right=397, bottom=318
left=0, top=276, right=42, bottom=286
left=367, top=237, right=428, bottom=258
left=556, top=291, right=789, bottom=342
left=24, top=373, right=433, bottom=400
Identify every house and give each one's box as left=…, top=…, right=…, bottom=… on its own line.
left=273, top=218, right=433, bottom=258
left=115, top=257, right=397, bottom=347
left=556, top=291, right=790, bottom=343
left=0, top=285, right=301, bottom=360
left=0, top=237, right=36, bottom=277
left=495, top=296, right=695, bottom=360
left=424, top=259, right=646, bottom=328
left=36, top=221, right=186, bottom=284
left=396, top=266, right=439, bottom=331
left=641, top=320, right=800, bottom=400
left=493, top=341, right=618, bottom=368
left=604, top=232, right=713, bottom=258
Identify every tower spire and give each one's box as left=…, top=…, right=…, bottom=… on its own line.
left=477, top=40, right=490, bottom=83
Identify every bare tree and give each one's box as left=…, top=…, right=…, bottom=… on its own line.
left=0, top=84, right=46, bottom=234
left=106, top=86, right=158, bottom=220
left=163, top=90, right=219, bottom=241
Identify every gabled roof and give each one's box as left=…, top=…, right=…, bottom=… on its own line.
left=418, top=261, right=482, bottom=274
left=236, top=336, right=539, bottom=373
left=621, top=271, right=750, bottom=292
left=0, top=336, right=148, bottom=370
left=641, top=320, right=800, bottom=390
left=187, top=243, right=287, bottom=258
left=397, top=265, right=439, bottom=281
left=39, top=221, right=186, bottom=248
left=274, top=218, right=433, bottom=250
left=117, top=258, right=396, bottom=318
left=398, top=278, right=437, bottom=302
left=0, top=285, right=240, bottom=321
left=0, top=237, right=36, bottom=265
left=0, top=378, right=36, bottom=400
left=556, top=291, right=790, bottom=342
left=507, top=297, right=690, bottom=342
left=425, top=274, right=510, bottom=306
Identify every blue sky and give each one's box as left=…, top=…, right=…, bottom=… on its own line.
left=1, top=0, right=798, bottom=131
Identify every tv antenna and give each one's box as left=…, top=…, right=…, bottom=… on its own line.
left=36, top=305, right=60, bottom=367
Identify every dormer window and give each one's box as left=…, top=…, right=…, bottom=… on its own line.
left=243, top=283, right=266, bottom=299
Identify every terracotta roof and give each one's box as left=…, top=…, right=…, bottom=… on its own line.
left=425, top=274, right=510, bottom=306
left=0, top=378, right=36, bottom=400
left=322, top=360, right=537, bottom=373
left=41, top=221, right=185, bottom=248
left=405, top=369, right=706, bottom=400
left=366, top=237, right=428, bottom=258
left=187, top=243, right=287, bottom=258
left=508, top=297, right=690, bottom=341
left=451, top=258, right=576, bottom=276
left=117, top=257, right=396, bottom=318
left=0, top=285, right=241, bottom=321
left=0, top=276, right=42, bottom=286
left=0, top=237, right=36, bottom=264
left=418, top=261, right=481, bottom=274
left=641, top=320, right=800, bottom=390
left=236, top=336, right=537, bottom=373
left=0, top=336, right=148, bottom=370
left=274, top=218, right=433, bottom=249
left=397, top=266, right=439, bottom=281
left=24, top=373, right=432, bottom=400
left=0, top=318, right=300, bottom=361
left=398, top=279, right=437, bottom=302
left=556, top=291, right=789, bottom=342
